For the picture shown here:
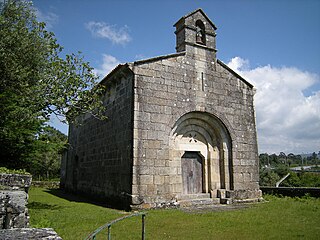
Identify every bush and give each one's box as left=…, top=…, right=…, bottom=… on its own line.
left=0, top=167, right=30, bottom=175
left=260, top=168, right=280, bottom=186
left=282, top=172, right=320, bottom=187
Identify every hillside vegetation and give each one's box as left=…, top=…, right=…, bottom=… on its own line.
left=259, top=152, right=320, bottom=187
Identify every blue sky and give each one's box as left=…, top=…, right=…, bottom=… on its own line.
left=33, top=0, right=320, bottom=154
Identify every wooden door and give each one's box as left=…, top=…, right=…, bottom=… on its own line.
left=181, top=152, right=203, bottom=194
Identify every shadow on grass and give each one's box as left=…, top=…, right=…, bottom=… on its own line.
left=28, top=201, right=63, bottom=210
left=44, top=188, right=129, bottom=211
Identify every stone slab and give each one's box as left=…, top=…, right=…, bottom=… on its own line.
left=0, top=228, right=62, bottom=240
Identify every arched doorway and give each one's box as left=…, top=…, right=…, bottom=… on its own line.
left=170, top=112, right=233, bottom=198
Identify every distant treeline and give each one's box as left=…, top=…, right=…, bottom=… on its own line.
left=259, top=151, right=319, bottom=168
left=259, top=152, right=320, bottom=188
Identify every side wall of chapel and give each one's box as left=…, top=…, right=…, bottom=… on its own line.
left=64, top=68, right=134, bottom=208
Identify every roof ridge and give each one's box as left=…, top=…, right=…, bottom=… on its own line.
left=217, top=59, right=253, bottom=88
left=133, top=52, right=185, bottom=65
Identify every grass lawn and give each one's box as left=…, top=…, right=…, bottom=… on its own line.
left=28, top=187, right=320, bottom=240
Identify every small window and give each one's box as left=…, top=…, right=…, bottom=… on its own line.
left=196, top=20, right=206, bottom=45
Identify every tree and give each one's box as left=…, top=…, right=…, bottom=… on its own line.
left=281, top=172, right=301, bottom=187
left=0, top=0, right=106, bottom=169
left=287, top=153, right=295, bottom=159
left=279, top=152, right=287, bottom=165
left=269, top=153, right=279, bottom=166
left=259, top=168, right=280, bottom=187
left=26, top=126, right=67, bottom=179
left=259, top=153, right=270, bottom=167
left=295, top=154, right=303, bottom=166
left=312, top=152, right=318, bottom=166
left=274, top=164, right=290, bottom=177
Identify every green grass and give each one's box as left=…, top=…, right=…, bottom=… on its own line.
left=28, top=188, right=320, bottom=240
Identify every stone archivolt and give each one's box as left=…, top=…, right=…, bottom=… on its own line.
left=170, top=111, right=233, bottom=198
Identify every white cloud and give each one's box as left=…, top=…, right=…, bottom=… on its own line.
left=94, top=54, right=120, bottom=78
left=85, top=21, right=131, bottom=45
left=227, top=57, right=320, bottom=154
left=34, top=8, right=59, bottom=30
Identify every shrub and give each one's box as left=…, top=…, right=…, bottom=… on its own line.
left=0, top=167, right=30, bottom=175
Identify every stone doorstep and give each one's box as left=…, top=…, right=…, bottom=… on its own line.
left=179, top=197, right=220, bottom=207
left=220, top=198, right=232, bottom=204
left=233, top=197, right=264, bottom=204
left=178, top=193, right=234, bottom=207
left=178, top=193, right=210, bottom=200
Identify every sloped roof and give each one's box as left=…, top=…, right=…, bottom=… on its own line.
left=100, top=63, right=131, bottom=85
left=133, top=52, right=185, bottom=65
left=99, top=52, right=186, bottom=85
left=217, top=59, right=254, bottom=88
left=99, top=55, right=254, bottom=89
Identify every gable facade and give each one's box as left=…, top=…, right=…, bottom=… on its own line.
left=62, top=9, right=262, bottom=209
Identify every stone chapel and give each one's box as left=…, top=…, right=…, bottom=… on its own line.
left=61, top=9, right=262, bottom=209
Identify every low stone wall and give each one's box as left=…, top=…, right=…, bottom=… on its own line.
left=0, top=173, right=63, bottom=239
left=0, top=173, right=32, bottom=229
left=32, top=181, right=60, bottom=189
left=0, top=228, right=62, bottom=240
left=0, top=191, right=29, bottom=229
left=260, top=187, right=320, bottom=198
left=0, top=173, right=32, bottom=192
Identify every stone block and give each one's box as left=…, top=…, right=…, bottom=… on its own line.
left=157, top=149, right=169, bottom=159
left=168, top=160, right=181, bottom=167
left=138, top=158, right=154, bottom=166
left=172, top=183, right=182, bottom=193
left=135, top=111, right=150, bottom=122
left=133, top=166, right=154, bottom=175
left=162, top=59, right=177, bottom=67
left=156, top=184, right=170, bottom=194
left=139, top=175, right=153, bottom=185
left=170, top=176, right=182, bottom=184
left=241, top=159, right=256, bottom=166
left=164, top=176, right=170, bottom=184
left=147, top=184, right=156, bottom=195
left=145, top=149, right=157, bottom=159
left=233, top=173, right=244, bottom=183
left=154, top=167, right=170, bottom=175
left=147, top=130, right=158, bottom=140
left=137, top=185, right=148, bottom=195
left=143, top=104, right=162, bottom=113
left=154, top=159, right=166, bottom=167
left=154, top=175, right=165, bottom=185
left=144, top=140, right=161, bottom=149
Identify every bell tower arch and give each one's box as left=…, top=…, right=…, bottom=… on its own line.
left=195, top=20, right=206, bottom=45
left=174, top=8, right=217, bottom=60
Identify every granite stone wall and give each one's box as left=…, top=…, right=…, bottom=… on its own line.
left=131, top=49, right=260, bottom=206
left=0, top=173, right=31, bottom=229
left=64, top=66, right=134, bottom=207
left=0, top=173, right=62, bottom=239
